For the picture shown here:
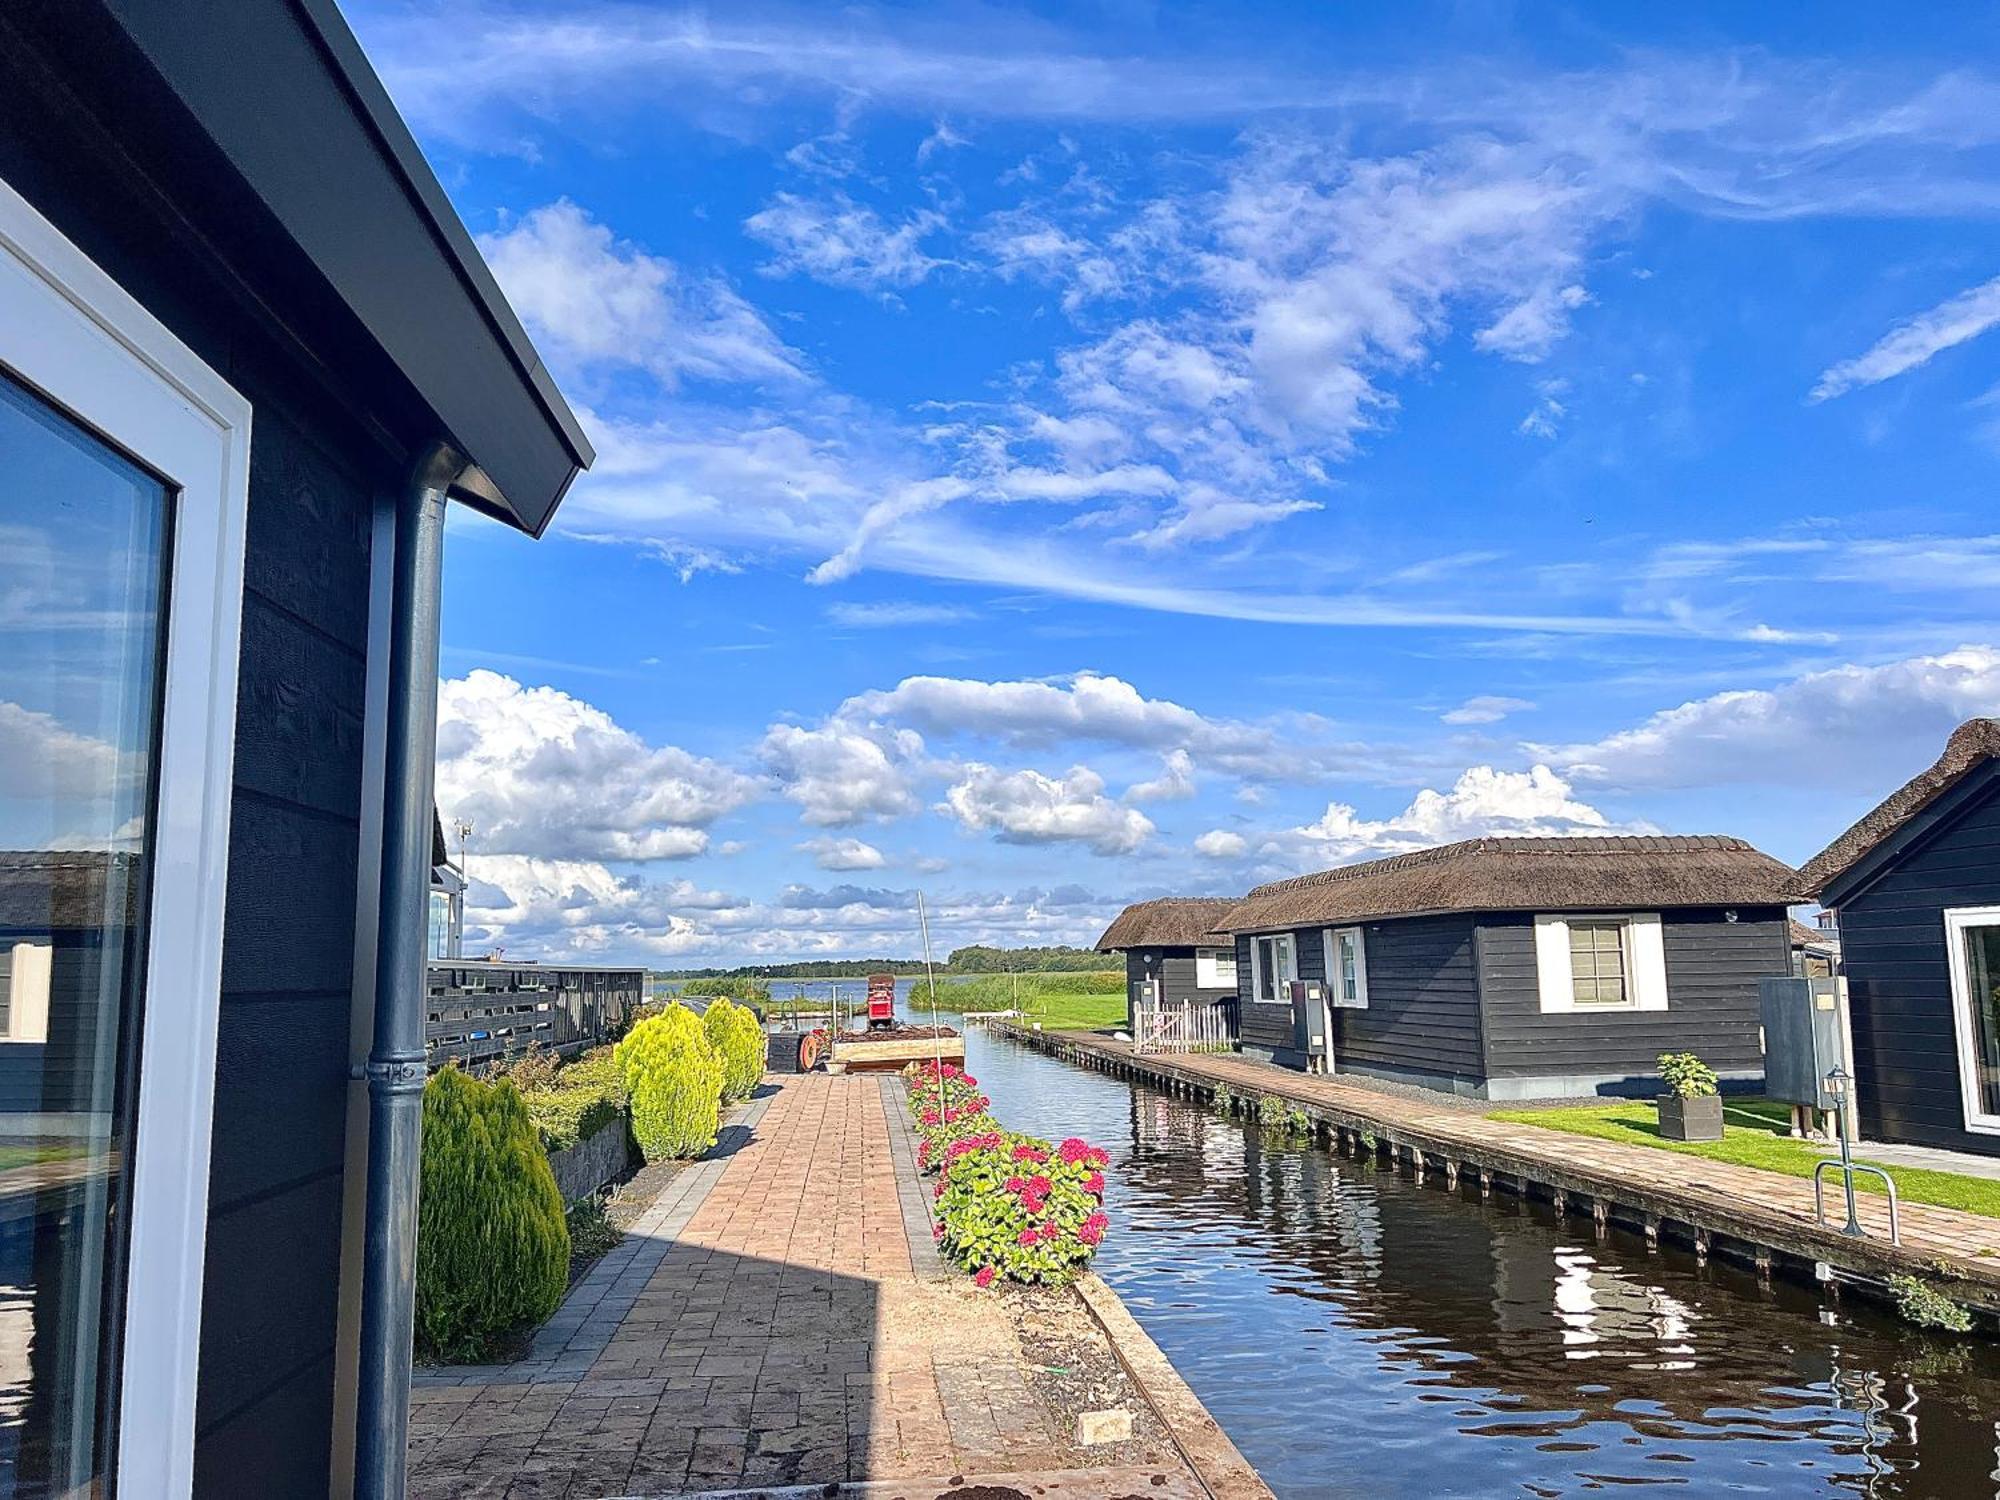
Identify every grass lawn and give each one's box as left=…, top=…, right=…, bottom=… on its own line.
left=1489, top=1098, right=2000, bottom=1221
left=914, top=974, right=1128, bottom=1031
left=0, top=1143, right=83, bottom=1173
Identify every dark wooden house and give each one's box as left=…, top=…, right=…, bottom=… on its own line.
left=1096, top=898, right=1241, bottom=1029
left=1217, top=836, right=1799, bottom=1099
left=0, top=3, right=589, bottom=1495
left=1802, top=718, right=2000, bottom=1159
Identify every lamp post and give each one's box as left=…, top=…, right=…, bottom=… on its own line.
left=1824, top=1065, right=1864, bottom=1237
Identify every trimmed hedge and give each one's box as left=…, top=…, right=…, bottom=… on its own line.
left=614, top=1004, right=724, bottom=1161
left=416, top=1066, right=570, bottom=1362
left=703, top=997, right=767, bottom=1102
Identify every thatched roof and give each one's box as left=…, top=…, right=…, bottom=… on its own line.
left=1789, top=918, right=1837, bottom=952
left=1219, top=835, right=1801, bottom=933
left=1097, top=897, right=1239, bottom=951
left=1801, top=718, right=2000, bottom=897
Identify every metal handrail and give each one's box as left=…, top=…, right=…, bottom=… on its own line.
left=1813, top=1158, right=1901, bottom=1245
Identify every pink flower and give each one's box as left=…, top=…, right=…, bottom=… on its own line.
left=1011, top=1144, right=1048, bottom=1164
left=933, top=1180, right=945, bottom=1201
left=1078, top=1211, right=1110, bottom=1247
left=1083, top=1171, right=1106, bottom=1196
left=1028, top=1175, right=1052, bottom=1196
left=921, top=1109, right=941, bottom=1126
left=1058, top=1138, right=1093, bottom=1164
left=973, top=1265, right=996, bottom=1288
left=1017, top=1228, right=1040, bottom=1246
left=1004, top=1175, right=1026, bottom=1193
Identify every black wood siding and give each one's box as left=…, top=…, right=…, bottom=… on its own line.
left=1233, top=933, right=1303, bottom=1056
left=1477, top=907, right=1787, bottom=1085
left=1834, top=767, right=2000, bottom=1158
left=0, top=36, right=401, bottom=1489
left=1121, top=947, right=1236, bottom=1028
left=1335, top=916, right=1484, bottom=1084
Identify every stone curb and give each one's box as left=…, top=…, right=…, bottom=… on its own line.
left=609, top=1464, right=1207, bottom=1500
left=1072, top=1274, right=1276, bottom=1500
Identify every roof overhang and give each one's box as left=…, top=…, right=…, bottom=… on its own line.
left=38, top=0, right=591, bottom=535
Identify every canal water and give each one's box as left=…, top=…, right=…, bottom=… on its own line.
left=962, top=1029, right=2000, bottom=1499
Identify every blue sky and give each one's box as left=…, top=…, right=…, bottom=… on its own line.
left=341, top=0, right=2000, bottom=964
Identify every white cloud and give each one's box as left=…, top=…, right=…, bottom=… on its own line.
left=1194, top=829, right=1248, bottom=859
left=1442, top=694, right=1536, bottom=726
left=745, top=192, right=949, bottom=289
left=1127, top=749, right=1197, bottom=802
left=759, top=721, right=924, bottom=825
left=435, top=671, right=756, bottom=862
left=0, top=700, right=126, bottom=804
left=800, top=836, right=887, bottom=871
left=1811, top=274, right=2000, bottom=401
left=826, top=601, right=976, bottom=628
left=1538, top=645, right=2000, bottom=791
left=478, top=200, right=803, bottom=386
left=1263, top=765, right=1632, bottom=870
left=943, top=764, right=1155, bottom=854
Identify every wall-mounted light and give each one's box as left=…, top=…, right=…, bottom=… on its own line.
left=1724, top=909, right=1739, bottom=923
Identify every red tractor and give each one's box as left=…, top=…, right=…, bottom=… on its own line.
left=865, top=972, right=898, bottom=1030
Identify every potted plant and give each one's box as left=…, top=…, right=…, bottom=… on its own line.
left=1656, top=1052, right=1723, bottom=1141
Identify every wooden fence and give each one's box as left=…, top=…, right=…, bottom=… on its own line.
left=1133, top=998, right=1237, bottom=1056
left=425, top=961, right=649, bottom=1069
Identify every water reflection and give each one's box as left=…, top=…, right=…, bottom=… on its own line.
left=965, top=1030, right=2000, bottom=1499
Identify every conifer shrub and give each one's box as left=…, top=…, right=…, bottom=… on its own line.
left=614, top=1004, right=724, bottom=1161
left=702, top=997, right=768, bottom=1102
left=415, top=1065, right=570, bottom=1362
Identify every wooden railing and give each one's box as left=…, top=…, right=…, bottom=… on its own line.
left=1134, top=998, right=1237, bottom=1056
left=424, top=961, right=649, bottom=1069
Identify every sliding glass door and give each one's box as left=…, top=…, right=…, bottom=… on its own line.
left=1, top=176, right=249, bottom=1496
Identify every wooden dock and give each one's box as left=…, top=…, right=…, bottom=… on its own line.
left=992, top=1023, right=2000, bottom=1322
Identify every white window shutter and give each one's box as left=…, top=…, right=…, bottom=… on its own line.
left=1533, top=915, right=1574, bottom=1014
left=1629, top=914, right=1669, bottom=1010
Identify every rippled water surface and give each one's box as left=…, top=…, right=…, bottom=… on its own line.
left=962, top=1031, right=2000, bottom=1499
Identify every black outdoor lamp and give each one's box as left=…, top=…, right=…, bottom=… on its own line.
left=1824, top=1065, right=1865, bottom=1237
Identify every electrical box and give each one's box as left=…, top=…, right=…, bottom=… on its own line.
left=1290, top=978, right=1329, bottom=1061
left=1759, top=976, right=1844, bottom=1109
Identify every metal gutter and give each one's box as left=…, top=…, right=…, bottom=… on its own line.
left=352, top=443, right=457, bottom=1499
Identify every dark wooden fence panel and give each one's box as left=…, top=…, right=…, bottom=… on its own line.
left=425, top=962, right=648, bottom=1069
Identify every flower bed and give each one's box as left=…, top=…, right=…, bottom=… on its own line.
left=903, top=1060, right=1110, bottom=1287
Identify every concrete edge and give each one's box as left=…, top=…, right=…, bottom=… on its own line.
left=611, top=1464, right=1208, bottom=1499
left=1072, top=1274, right=1275, bottom=1500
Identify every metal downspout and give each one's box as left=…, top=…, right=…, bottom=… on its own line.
left=354, top=443, right=458, bottom=1499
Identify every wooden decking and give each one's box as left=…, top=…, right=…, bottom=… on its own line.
left=994, top=1023, right=2000, bottom=1318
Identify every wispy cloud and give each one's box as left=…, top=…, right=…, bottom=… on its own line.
left=1811, top=273, right=2000, bottom=401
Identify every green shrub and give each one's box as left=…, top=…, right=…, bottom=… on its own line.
left=703, top=997, right=768, bottom=1102
left=509, top=1045, right=627, bottom=1154
left=1657, top=1052, right=1719, bottom=1099
left=416, top=1066, right=570, bottom=1363
left=1211, top=1083, right=1237, bottom=1117
left=614, top=1005, right=724, bottom=1161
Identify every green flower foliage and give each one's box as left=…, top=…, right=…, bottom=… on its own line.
left=416, top=1066, right=570, bottom=1363
left=614, top=1004, right=724, bottom=1161
left=702, top=997, right=768, bottom=1102
left=930, top=1130, right=1110, bottom=1286
left=1657, top=1051, right=1719, bottom=1099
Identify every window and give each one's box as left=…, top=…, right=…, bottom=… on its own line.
left=1194, top=946, right=1237, bottom=989
left=1249, top=934, right=1296, bottom=1003
left=1568, top=921, right=1630, bottom=1006
left=1325, top=927, right=1369, bottom=1008
left=1, top=175, right=250, bottom=1495
left=1533, top=914, right=1668, bottom=1014
left=1944, top=908, right=2000, bottom=1135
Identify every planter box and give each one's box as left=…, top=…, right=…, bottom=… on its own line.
left=828, top=1035, right=966, bottom=1074
left=1657, top=1093, right=1724, bottom=1142
left=547, top=1114, right=630, bottom=1203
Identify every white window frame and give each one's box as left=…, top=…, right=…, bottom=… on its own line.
left=1533, top=913, right=1668, bottom=1015
left=1194, top=946, right=1236, bottom=989
left=1942, top=906, right=2000, bottom=1137
left=1323, top=926, right=1370, bottom=1009
left=2, top=175, right=250, bottom=1496
left=1247, top=933, right=1297, bottom=1004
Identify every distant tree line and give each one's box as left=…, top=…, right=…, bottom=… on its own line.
left=653, top=943, right=1105, bottom=981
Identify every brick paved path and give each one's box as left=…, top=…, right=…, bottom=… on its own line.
left=1015, top=1028, right=2000, bottom=1295
left=409, top=1074, right=1198, bottom=1499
